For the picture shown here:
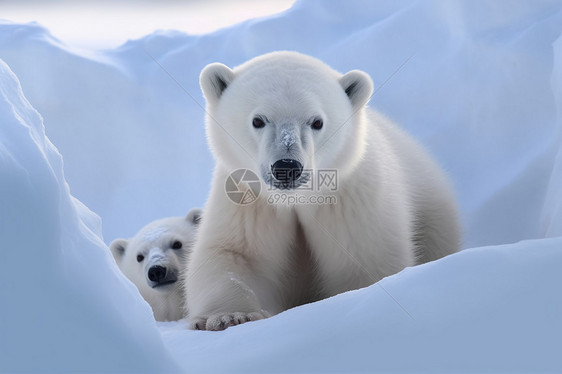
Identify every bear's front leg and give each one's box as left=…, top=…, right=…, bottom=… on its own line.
left=186, top=247, right=271, bottom=331
left=191, top=311, right=269, bottom=331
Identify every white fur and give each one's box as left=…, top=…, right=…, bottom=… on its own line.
left=110, top=208, right=201, bottom=321
left=187, top=51, right=460, bottom=330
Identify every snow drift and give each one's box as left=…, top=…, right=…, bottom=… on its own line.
left=161, top=237, right=562, bottom=373
left=0, top=60, right=179, bottom=373
left=1, top=0, right=561, bottom=372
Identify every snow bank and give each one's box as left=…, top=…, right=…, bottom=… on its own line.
left=1, top=0, right=562, bottom=372
left=0, top=60, right=179, bottom=373
left=161, top=237, right=562, bottom=373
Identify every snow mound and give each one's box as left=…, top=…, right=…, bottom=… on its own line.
left=0, top=59, right=179, bottom=373
left=161, top=237, right=562, bottom=373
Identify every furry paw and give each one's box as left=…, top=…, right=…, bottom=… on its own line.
left=190, top=311, right=269, bottom=331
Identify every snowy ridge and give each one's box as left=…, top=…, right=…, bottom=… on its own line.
left=161, top=237, right=562, bottom=373
left=1, top=0, right=562, bottom=372
left=0, top=60, right=179, bottom=373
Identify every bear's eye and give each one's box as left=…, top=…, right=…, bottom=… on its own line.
left=311, top=119, right=323, bottom=130
left=172, top=241, right=182, bottom=250
left=252, top=117, right=265, bottom=129
left=136, top=254, right=145, bottom=263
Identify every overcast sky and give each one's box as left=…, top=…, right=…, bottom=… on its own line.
left=0, top=0, right=295, bottom=49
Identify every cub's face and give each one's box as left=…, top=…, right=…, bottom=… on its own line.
left=200, top=51, right=373, bottom=190
left=110, top=209, right=201, bottom=296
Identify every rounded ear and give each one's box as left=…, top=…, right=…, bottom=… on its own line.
left=109, top=238, right=128, bottom=263
left=200, top=63, right=234, bottom=106
left=186, top=208, right=202, bottom=225
left=339, top=70, right=374, bottom=110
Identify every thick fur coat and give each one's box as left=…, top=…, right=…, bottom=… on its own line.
left=186, top=51, right=460, bottom=330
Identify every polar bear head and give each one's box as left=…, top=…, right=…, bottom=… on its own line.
left=200, top=51, right=373, bottom=190
left=109, top=208, right=202, bottom=321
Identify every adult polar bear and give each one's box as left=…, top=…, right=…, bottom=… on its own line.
left=187, top=51, right=460, bottom=330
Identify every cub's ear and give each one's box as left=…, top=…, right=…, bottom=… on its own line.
left=109, top=238, right=128, bottom=263
left=200, top=63, right=234, bottom=106
left=186, top=208, right=202, bottom=225
left=339, top=70, right=374, bottom=110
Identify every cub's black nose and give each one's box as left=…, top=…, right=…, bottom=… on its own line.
left=148, top=265, right=167, bottom=283
left=271, top=159, right=303, bottom=182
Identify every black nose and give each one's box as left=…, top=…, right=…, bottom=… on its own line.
left=148, top=265, right=167, bottom=283
left=271, top=159, right=303, bottom=182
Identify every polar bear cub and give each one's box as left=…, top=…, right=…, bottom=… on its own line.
left=186, top=51, right=461, bottom=330
left=110, top=208, right=201, bottom=321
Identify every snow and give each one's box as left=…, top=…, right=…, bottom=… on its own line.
left=161, top=237, right=562, bottom=373
left=0, top=0, right=296, bottom=50
left=0, top=59, right=179, bottom=373
left=0, top=0, right=561, bottom=372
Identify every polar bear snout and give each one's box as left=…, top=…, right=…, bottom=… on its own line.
left=148, top=265, right=166, bottom=283
left=147, top=265, right=178, bottom=288
left=271, top=159, right=303, bottom=184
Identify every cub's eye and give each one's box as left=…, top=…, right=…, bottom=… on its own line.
left=252, top=117, right=265, bottom=128
left=172, top=241, right=182, bottom=250
left=136, top=254, right=144, bottom=263
left=311, top=119, right=323, bottom=130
